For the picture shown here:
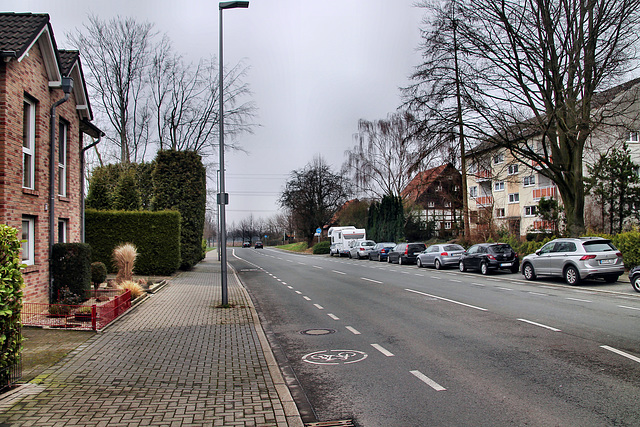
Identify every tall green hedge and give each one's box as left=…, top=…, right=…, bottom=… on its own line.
left=86, top=210, right=181, bottom=276
left=51, top=243, right=91, bottom=301
left=0, top=225, right=23, bottom=387
left=152, top=150, right=206, bottom=270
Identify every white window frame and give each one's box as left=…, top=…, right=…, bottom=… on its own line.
left=469, top=186, right=478, bottom=198
left=21, top=216, right=35, bottom=266
left=524, top=206, right=537, bottom=217
left=508, top=164, right=519, bottom=175
left=493, top=153, right=504, bottom=164
left=58, top=218, right=68, bottom=243
left=496, top=208, right=505, bottom=218
left=629, top=131, right=639, bottom=143
left=494, top=181, right=505, bottom=192
left=523, top=175, right=535, bottom=187
left=428, top=201, right=435, bottom=208
left=58, top=121, right=68, bottom=197
left=23, top=99, right=36, bottom=189
left=444, top=200, right=451, bottom=208
left=444, top=221, right=452, bottom=229
left=508, top=193, right=520, bottom=203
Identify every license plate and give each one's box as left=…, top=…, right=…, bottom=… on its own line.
left=500, top=262, right=512, bottom=267
left=599, top=259, right=615, bottom=264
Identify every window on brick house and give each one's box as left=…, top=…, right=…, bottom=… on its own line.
left=58, top=120, right=68, bottom=197
left=22, top=216, right=35, bottom=266
left=23, top=99, right=36, bottom=189
left=58, top=219, right=68, bottom=243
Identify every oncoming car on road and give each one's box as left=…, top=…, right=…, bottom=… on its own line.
left=521, top=237, right=624, bottom=285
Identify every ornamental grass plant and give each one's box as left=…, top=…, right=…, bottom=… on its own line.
left=113, top=243, right=137, bottom=284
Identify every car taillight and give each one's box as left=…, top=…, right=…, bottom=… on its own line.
left=616, top=252, right=623, bottom=257
left=580, top=254, right=597, bottom=260
left=405, top=247, right=409, bottom=255
left=441, top=252, right=448, bottom=256
left=359, top=248, right=364, bottom=251
left=487, top=254, right=496, bottom=260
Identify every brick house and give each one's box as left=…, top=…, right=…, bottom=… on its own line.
left=401, top=163, right=463, bottom=238
left=0, top=13, right=102, bottom=303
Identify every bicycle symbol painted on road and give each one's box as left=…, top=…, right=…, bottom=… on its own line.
left=302, top=350, right=368, bottom=365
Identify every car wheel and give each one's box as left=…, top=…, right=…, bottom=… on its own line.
left=417, top=258, right=423, bottom=268
left=522, top=263, right=536, bottom=280
left=632, top=275, right=640, bottom=293
left=434, top=259, right=442, bottom=270
left=564, top=265, right=581, bottom=285
left=480, top=261, right=489, bottom=275
left=604, top=274, right=619, bottom=283
left=459, top=261, right=466, bottom=272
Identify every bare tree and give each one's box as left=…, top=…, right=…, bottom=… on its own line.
left=343, top=111, right=435, bottom=199
left=149, top=49, right=256, bottom=156
left=449, top=0, right=640, bottom=236
left=69, top=15, right=156, bottom=163
left=279, top=156, right=349, bottom=245
left=404, top=0, right=478, bottom=237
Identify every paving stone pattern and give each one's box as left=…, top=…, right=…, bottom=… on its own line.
left=0, top=254, right=302, bottom=426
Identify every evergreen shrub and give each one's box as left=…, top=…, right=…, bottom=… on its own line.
left=51, top=243, right=91, bottom=302
left=0, top=225, right=24, bottom=387
left=152, top=150, right=206, bottom=269
left=312, top=241, right=331, bottom=254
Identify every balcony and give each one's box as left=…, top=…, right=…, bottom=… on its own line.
left=532, top=186, right=556, bottom=200
left=475, top=169, right=492, bottom=182
left=474, top=195, right=493, bottom=206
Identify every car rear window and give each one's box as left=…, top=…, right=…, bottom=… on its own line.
left=444, top=245, right=464, bottom=251
left=362, top=241, right=375, bottom=247
left=583, top=241, right=616, bottom=252
left=409, top=244, right=426, bottom=251
left=490, top=244, right=512, bottom=253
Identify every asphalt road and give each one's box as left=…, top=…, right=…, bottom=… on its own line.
left=230, top=248, right=640, bottom=427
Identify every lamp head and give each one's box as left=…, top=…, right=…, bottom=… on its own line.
left=220, top=1, right=249, bottom=9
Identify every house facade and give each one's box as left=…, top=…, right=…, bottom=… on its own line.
left=401, top=163, right=463, bottom=238
left=0, top=13, right=101, bottom=303
left=465, top=78, right=640, bottom=237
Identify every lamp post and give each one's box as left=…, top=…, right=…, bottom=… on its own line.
left=219, top=0, right=249, bottom=306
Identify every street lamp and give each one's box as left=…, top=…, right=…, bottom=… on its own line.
left=219, top=0, right=249, bottom=306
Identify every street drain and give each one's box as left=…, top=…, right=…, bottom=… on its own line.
left=305, top=421, right=355, bottom=427
left=300, top=328, right=335, bottom=336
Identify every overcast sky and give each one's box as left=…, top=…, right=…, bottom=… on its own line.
left=15, top=0, right=425, bottom=226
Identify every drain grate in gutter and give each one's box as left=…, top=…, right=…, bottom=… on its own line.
left=305, top=421, right=355, bottom=427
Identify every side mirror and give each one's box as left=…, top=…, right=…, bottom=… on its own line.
left=535, top=250, right=541, bottom=256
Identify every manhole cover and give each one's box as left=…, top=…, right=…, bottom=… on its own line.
left=301, top=328, right=336, bottom=336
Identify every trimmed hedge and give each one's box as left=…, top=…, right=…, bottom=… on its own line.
left=0, top=225, right=23, bottom=387
left=86, top=209, right=181, bottom=276
left=312, top=241, right=331, bottom=254
left=152, top=150, right=206, bottom=270
left=51, top=243, right=91, bottom=301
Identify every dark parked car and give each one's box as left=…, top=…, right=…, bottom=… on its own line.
left=459, top=243, right=519, bottom=274
left=368, top=242, right=396, bottom=262
left=629, top=266, right=640, bottom=293
left=254, top=241, right=263, bottom=249
left=387, top=242, right=427, bottom=265
left=417, top=244, right=466, bottom=269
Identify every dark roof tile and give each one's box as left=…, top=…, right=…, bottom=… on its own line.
left=0, top=13, right=50, bottom=58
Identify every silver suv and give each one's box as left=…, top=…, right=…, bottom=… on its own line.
left=521, top=237, right=624, bottom=285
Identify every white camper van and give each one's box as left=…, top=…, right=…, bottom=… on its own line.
left=327, top=226, right=366, bottom=256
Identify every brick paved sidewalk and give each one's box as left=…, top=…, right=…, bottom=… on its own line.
left=0, top=252, right=303, bottom=426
